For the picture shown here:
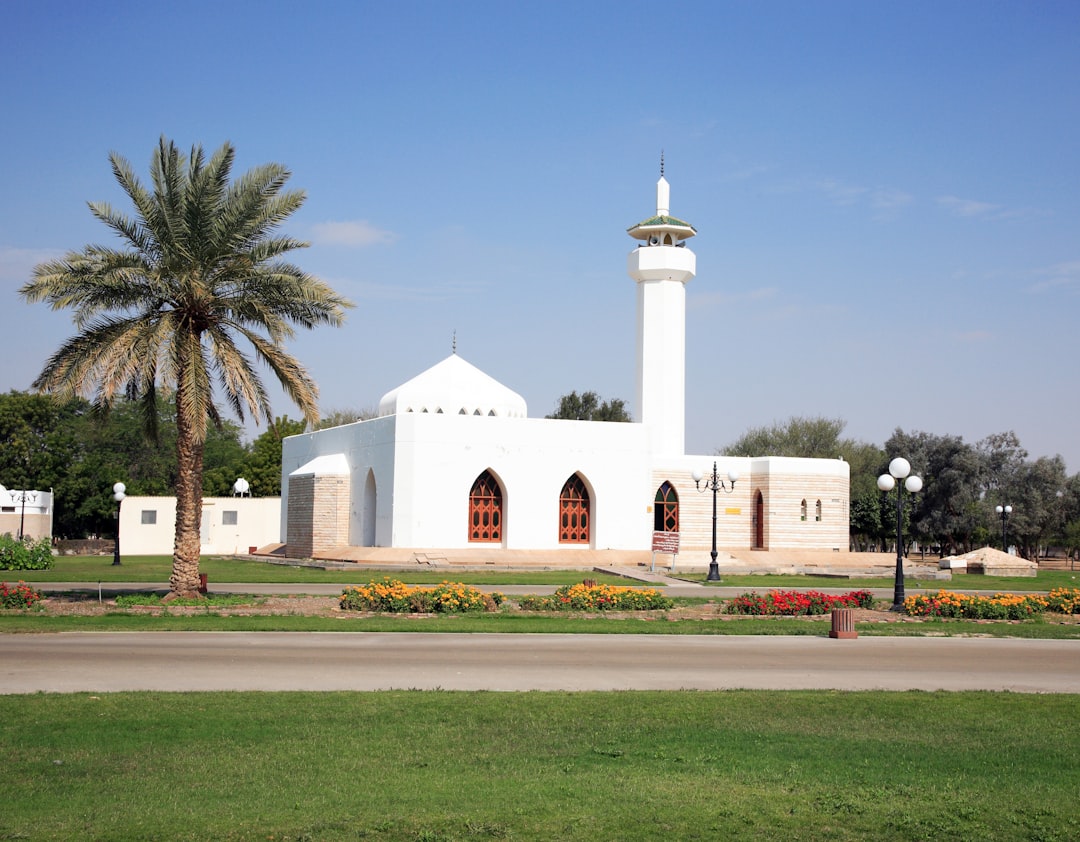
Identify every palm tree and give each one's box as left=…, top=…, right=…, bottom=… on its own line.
left=21, top=137, right=353, bottom=596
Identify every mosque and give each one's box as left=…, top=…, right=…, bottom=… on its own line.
left=278, top=171, right=849, bottom=563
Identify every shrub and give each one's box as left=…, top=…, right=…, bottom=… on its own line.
left=518, top=582, right=673, bottom=612
left=1046, top=588, right=1080, bottom=615
left=0, top=581, right=45, bottom=609
left=0, top=535, right=53, bottom=571
left=339, top=579, right=502, bottom=614
left=904, top=589, right=1050, bottom=620
left=725, top=589, right=874, bottom=616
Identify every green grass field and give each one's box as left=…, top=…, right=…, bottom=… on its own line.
left=11, top=555, right=635, bottom=585
left=11, top=554, right=1080, bottom=592
left=1, top=690, right=1076, bottom=841
left=3, top=609, right=1080, bottom=638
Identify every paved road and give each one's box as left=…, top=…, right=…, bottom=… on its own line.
left=4, top=633, right=1078, bottom=693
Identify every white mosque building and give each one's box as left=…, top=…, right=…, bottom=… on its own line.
left=279, top=172, right=849, bottom=563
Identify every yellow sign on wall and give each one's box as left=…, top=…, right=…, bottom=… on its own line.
left=725, top=508, right=742, bottom=515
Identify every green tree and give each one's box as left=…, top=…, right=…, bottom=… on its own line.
left=316, top=407, right=379, bottom=430
left=720, top=416, right=849, bottom=459
left=21, top=138, right=352, bottom=596
left=546, top=391, right=631, bottom=422
left=240, top=416, right=307, bottom=496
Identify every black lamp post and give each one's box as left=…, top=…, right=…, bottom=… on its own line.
left=112, top=482, right=126, bottom=566
left=995, top=504, right=1012, bottom=554
left=692, top=461, right=739, bottom=582
left=11, top=489, right=37, bottom=540
left=877, top=457, right=923, bottom=611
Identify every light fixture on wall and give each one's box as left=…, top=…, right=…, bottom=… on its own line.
left=877, top=458, right=922, bottom=610
left=111, top=482, right=126, bottom=566
left=692, top=462, right=739, bottom=582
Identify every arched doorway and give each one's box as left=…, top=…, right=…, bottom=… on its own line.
left=754, top=490, right=765, bottom=548
left=558, top=474, right=590, bottom=544
left=654, top=481, right=679, bottom=532
left=468, top=470, right=503, bottom=543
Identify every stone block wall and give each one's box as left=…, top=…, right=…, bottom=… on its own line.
left=285, top=474, right=349, bottom=558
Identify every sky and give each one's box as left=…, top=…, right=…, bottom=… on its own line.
left=2, top=0, right=1078, bottom=473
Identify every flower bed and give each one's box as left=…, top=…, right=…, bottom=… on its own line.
left=1, top=581, right=45, bottom=610
left=725, top=589, right=875, bottom=616
left=905, top=588, right=1080, bottom=620
left=339, top=579, right=503, bottom=614
left=518, top=582, right=673, bottom=612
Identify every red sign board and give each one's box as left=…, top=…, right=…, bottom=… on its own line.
left=651, top=531, right=679, bottom=554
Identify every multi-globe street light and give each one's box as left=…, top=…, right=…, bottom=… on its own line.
left=111, top=482, right=126, bottom=566
left=692, top=462, right=739, bottom=582
left=995, top=504, right=1013, bottom=554
left=9, top=489, right=37, bottom=540
left=877, top=457, right=922, bottom=610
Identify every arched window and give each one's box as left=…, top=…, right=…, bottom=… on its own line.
left=800, top=499, right=807, bottom=522
left=559, top=474, right=590, bottom=544
left=654, top=481, right=679, bottom=532
left=468, top=470, right=502, bottom=543
left=815, top=500, right=822, bottom=522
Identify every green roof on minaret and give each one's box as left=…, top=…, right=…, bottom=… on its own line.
left=627, top=214, right=697, bottom=235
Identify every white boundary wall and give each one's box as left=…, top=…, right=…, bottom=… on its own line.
left=119, top=496, right=281, bottom=556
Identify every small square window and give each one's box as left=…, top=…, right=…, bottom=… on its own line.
left=223, top=510, right=238, bottom=526
left=141, top=510, right=157, bottom=525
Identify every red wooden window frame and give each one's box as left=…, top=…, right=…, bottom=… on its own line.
left=559, top=474, right=590, bottom=544
left=654, top=481, right=679, bottom=532
left=468, top=470, right=503, bottom=543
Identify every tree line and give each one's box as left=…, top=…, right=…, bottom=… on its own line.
left=721, top=417, right=1080, bottom=560
left=0, top=390, right=315, bottom=540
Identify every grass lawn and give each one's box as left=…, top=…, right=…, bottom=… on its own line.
left=3, top=608, right=1079, bottom=637
left=11, top=555, right=635, bottom=585
left=683, top=569, right=1080, bottom=592
left=1, top=690, right=1076, bottom=841
left=13, top=555, right=1080, bottom=592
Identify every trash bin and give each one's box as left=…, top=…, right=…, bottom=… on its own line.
left=198, top=573, right=208, bottom=595
left=829, top=607, right=857, bottom=639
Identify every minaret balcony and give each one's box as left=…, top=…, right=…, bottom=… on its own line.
left=627, top=244, right=696, bottom=283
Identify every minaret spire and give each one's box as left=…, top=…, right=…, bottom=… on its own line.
left=626, top=163, right=698, bottom=455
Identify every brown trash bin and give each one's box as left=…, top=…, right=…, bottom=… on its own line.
left=829, top=607, right=857, bottom=639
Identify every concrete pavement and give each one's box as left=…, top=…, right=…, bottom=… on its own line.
left=3, top=632, right=1079, bottom=693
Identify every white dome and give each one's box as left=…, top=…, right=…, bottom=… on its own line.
left=378, top=355, right=527, bottom=418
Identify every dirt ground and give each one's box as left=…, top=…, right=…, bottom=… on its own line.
left=34, top=593, right=967, bottom=625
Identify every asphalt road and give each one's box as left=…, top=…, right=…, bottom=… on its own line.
left=4, top=633, right=1078, bottom=693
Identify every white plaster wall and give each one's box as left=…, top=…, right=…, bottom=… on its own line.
left=634, top=277, right=687, bottom=456
left=391, top=413, right=654, bottom=550
left=280, top=416, right=397, bottom=546
left=119, top=496, right=281, bottom=556
left=0, top=489, right=53, bottom=540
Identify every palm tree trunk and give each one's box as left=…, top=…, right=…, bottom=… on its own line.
left=169, top=393, right=205, bottom=598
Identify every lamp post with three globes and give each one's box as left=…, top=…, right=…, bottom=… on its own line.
left=877, top=458, right=922, bottom=610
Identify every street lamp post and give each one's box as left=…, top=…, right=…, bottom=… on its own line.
left=112, top=482, right=126, bottom=566
left=877, top=457, right=923, bottom=611
left=10, top=489, right=37, bottom=540
left=692, top=461, right=739, bottom=582
left=995, top=504, right=1012, bottom=554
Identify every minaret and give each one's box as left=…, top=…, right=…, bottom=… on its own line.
left=626, top=162, right=697, bottom=455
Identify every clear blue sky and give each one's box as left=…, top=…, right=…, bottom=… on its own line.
left=3, top=0, right=1078, bottom=472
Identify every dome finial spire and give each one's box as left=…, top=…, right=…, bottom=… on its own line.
left=660, top=150, right=664, bottom=179
left=452, top=329, right=457, bottom=355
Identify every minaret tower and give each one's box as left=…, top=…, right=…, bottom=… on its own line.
left=626, top=159, right=697, bottom=455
